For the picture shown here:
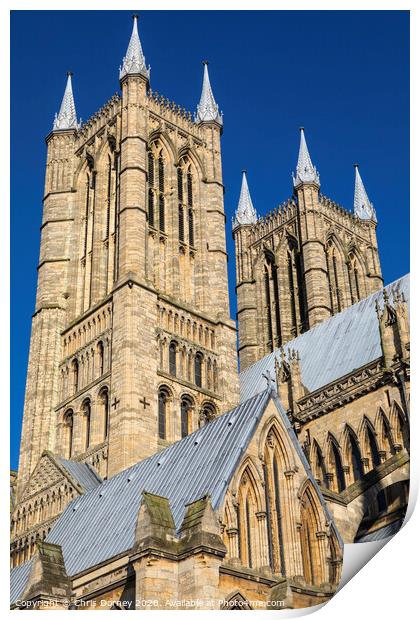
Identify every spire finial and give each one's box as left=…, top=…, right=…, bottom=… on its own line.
left=119, top=14, right=150, bottom=81
left=53, top=73, right=79, bottom=132
left=293, top=127, right=320, bottom=188
left=233, top=171, right=258, bottom=229
left=195, top=61, right=222, bottom=125
left=353, top=165, right=376, bottom=222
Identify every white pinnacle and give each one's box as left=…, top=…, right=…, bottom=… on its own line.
left=53, top=73, right=80, bottom=131
left=233, top=171, right=258, bottom=229
left=119, top=15, right=150, bottom=81
left=293, top=127, right=320, bottom=188
left=195, top=62, right=222, bottom=125
left=354, top=165, right=376, bottom=222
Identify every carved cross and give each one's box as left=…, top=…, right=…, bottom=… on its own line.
left=111, top=396, right=120, bottom=410
left=139, top=396, right=151, bottom=410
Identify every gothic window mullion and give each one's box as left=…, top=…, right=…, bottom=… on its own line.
left=273, top=456, right=286, bottom=576
left=264, top=265, right=273, bottom=351
left=187, top=171, right=194, bottom=247
left=326, top=251, right=335, bottom=313
left=106, top=157, right=112, bottom=239
left=178, top=204, right=184, bottom=242
left=290, top=250, right=302, bottom=336
left=287, top=253, right=298, bottom=336
left=332, top=254, right=342, bottom=312
left=347, top=261, right=355, bottom=305
left=158, top=153, right=165, bottom=232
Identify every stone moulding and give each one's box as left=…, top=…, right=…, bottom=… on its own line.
left=294, top=359, right=387, bottom=422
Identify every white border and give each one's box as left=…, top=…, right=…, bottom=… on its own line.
left=2, top=2, right=417, bottom=617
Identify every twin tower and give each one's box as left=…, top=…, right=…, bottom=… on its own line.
left=233, top=130, right=382, bottom=370
left=17, top=15, right=383, bottom=496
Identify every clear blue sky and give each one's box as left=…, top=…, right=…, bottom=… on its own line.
left=10, top=10, right=409, bottom=469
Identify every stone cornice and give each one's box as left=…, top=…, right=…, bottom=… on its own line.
left=294, top=359, right=388, bottom=423
left=220, top=563, right=279, bottom=586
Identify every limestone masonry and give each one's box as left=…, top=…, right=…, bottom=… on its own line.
left=11, top=15, right=409, bottom=610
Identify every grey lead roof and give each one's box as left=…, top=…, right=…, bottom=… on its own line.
left=57, top=458, right=102, bottom=492
left=240, top=274, right=409, bottom=403
left=39, top=390, right=271, bottom=577
left=11, top=387, right=339, bottom=596
left=10, top=559, right=33, bottom=607
left=355, top=519, right=404, bottom=542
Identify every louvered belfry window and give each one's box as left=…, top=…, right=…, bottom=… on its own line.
left=158, top=389, right=167, bottom=440
left=158, top=154, right=165, bottom=232
left=147, top=151, right=155, bottom=227
left=187, top=172, right=194, bottom=246
left=148, top=147, right=165, bottom=232
left=169, top=341, right=177, bottom=376
left=177, top=159, right=194, bottom=246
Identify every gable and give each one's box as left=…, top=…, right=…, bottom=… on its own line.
left=17, top=452, right=101, bottom=507
left=19, top=453, right=75, bottom=504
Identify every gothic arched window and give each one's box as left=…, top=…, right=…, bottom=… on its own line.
left=194, top=352, right=203, bottom=387
left=148, top=189, right=154, bottom=227
left=147, top=145, right=165, bottom=232
left=177, top=159, right=195, bottom=247
left=97, top=341, right=104, bottom=376
left=169, top=341, right=177, bottom=376
left=83, top=174, right=90, bottom=257
left=187, top=171, right=194, bottom=246
left=330, top=439, right=346, bottom=493
left=199, top=402, right=216, bottom=427
left=264, top=251, right=282, bottom=351
left=237, top=468, right=261, bottom=570
left=72, top=359, right=79, bottom=394
left=379, top=411, right=395, bottom=458
left=272, top=455, right=286, bottom=575
left=180, top=396, right=193, bottom=438
left=245, top=496, right=253, bottom=568
left=99, top=388, right=109, bottom=440
left=365, top=422, right=381, bottom=469
left=392, top=403, right=409, bottom=451
left=158, top=154, right=165, bottom=232
left=326, top=238, right=345, bottom=313
left=82, top=399, right=91, bottom=452
left=300, top=489, right=322, bottom=586
left=313, top=442, right=329, bottom=488
left=63, top=410, right=74, bottom=459
left=347, top=430, right=363, bottom=483
left=158, top=387, right=170, bottom=440
left=264, top=432, right=287, bottom=575
left=347, top=251, right=365, bottom=304
left=287, top=251, right=298, bottom=336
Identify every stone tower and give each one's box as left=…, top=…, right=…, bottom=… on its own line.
left=233, top=128, right=383, bottom=371
left=17, top=16, right=238, bottom=496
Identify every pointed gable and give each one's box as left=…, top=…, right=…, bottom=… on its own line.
left=18, top=452, right=101, bottom=503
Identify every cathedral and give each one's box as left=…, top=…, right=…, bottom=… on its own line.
left=10, top=15, right=410, bottom=610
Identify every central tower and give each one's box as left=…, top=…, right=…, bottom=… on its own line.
left=17, top=16, right=238, bottom=493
